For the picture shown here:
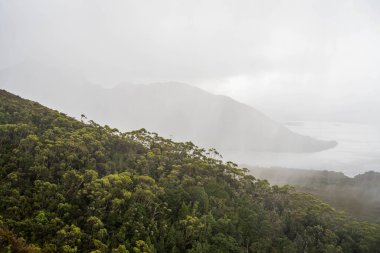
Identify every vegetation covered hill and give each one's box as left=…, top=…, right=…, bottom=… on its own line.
left=0, top=63, right=337, bottom=153
left=0, top=89, right=379, bottom=252
left=249, top=167, right=380, bottom=223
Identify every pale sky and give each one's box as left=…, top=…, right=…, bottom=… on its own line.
left=1, top=0, right=380, bottom=123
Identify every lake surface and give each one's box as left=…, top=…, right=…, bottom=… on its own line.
left=223, top=121, right=380, bottom=177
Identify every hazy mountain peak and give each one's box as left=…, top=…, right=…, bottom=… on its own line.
left=0, top=64, right=337, bottom=153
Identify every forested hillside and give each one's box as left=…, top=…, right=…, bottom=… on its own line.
left=0, top=89, right=379, bottom=252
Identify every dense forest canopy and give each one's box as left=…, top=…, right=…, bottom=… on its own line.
left=1, top=89, right=380, bottom=252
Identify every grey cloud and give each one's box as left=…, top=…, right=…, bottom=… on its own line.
left=0, top=0, right=379, bottom=123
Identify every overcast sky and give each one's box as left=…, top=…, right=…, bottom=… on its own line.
left=1, top=0, right=380, bottom=123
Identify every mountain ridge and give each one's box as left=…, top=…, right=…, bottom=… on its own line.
left=0, top=63, right=337, bottom=153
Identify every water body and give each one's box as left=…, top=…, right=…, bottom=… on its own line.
left=223, top=121, right=380, bottom=177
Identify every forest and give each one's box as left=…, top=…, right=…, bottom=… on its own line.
left=1, top=89, right=380, bottom=252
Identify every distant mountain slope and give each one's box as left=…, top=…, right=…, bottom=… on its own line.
left=0, top=62, right=337, bottom=153
left=249, top=166, right=380, bottom=223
